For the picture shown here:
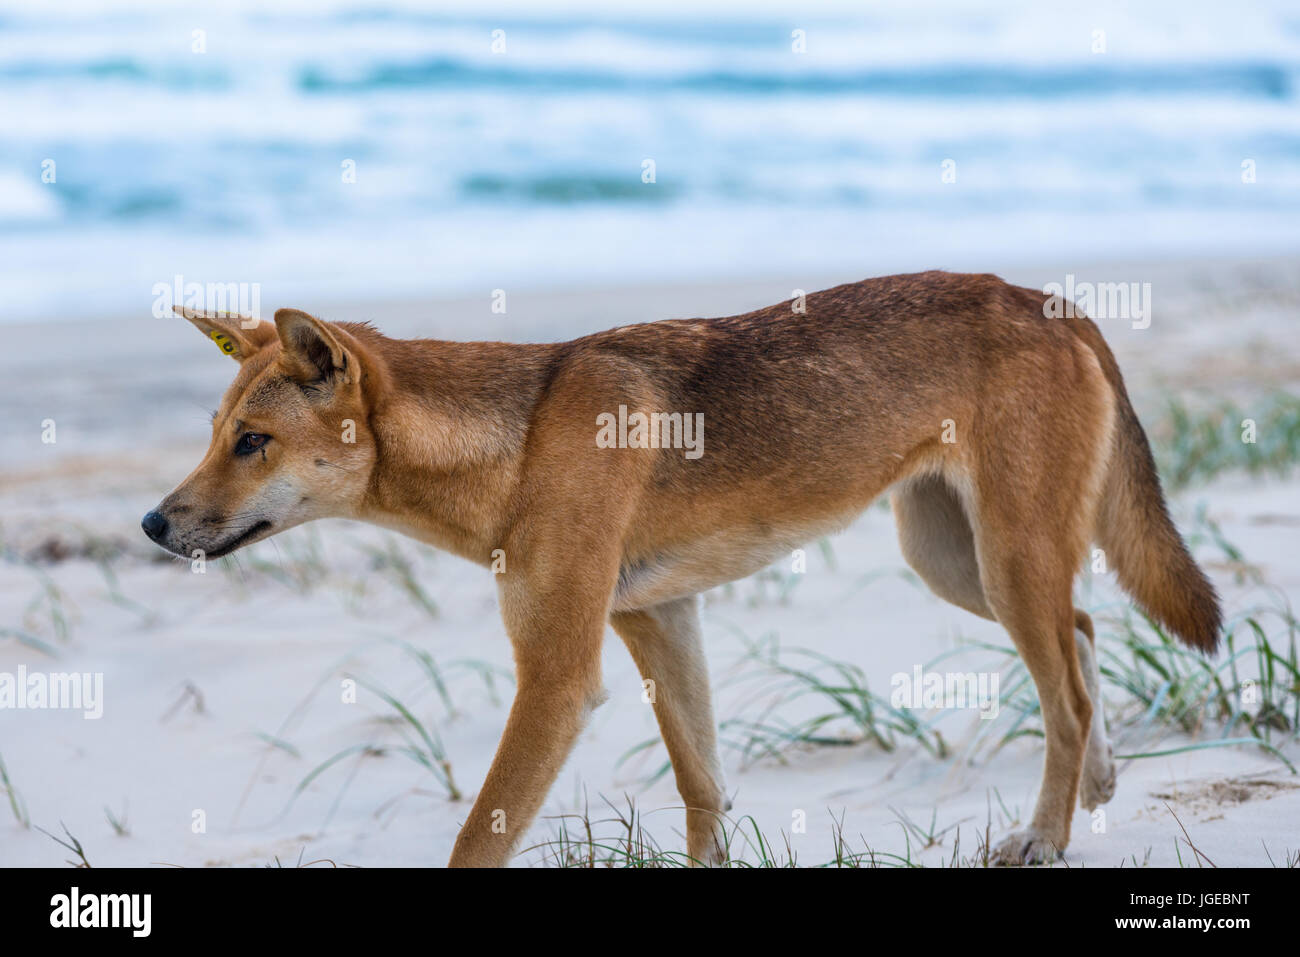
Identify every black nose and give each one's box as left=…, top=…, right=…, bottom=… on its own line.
left=141, top=510, right=169, bottom=543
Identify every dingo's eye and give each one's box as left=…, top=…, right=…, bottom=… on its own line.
left=235, top=432, right=271, bottom=456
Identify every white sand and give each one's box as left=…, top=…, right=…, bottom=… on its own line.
left=2, top=257, right=1298, bottom=867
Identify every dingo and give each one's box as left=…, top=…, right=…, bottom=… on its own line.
left=143, top=271, right=1220, bottom=867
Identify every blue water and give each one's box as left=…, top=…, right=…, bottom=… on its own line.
left=1, top=0, right=1297, bottom=321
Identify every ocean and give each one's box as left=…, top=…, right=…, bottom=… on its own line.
left=1, top=0, right=1298, bottom=322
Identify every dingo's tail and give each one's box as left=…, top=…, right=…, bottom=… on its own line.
left=1071, top=319, right=1222, bottom=653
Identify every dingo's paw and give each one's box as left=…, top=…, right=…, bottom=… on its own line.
left=992, top=828, right=1063, bottom=866
left=1080, top=744, right=1117, bottom=810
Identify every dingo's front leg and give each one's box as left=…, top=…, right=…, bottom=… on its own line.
left=447, top=357, right=651, bottom=867
left=447, top=571, right=612, bottom=867
left=447, top=464, right=632, bottom=866
left=611, top=596, right=729, bottom=866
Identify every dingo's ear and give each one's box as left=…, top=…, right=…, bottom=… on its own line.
left=274, top=308, right=354, bottom=388
left=173, top=306, right=276, bottom=362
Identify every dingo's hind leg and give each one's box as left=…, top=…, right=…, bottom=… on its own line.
left=1074, top=612, right=1116, bottom=810
left=978, top=520, right=1091, bottom=865
left=971, top=349, right=1112, bottom=865
left=895, top=474, right=1114, bottom=823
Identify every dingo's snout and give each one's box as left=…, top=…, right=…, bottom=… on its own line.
left=140, top=509, right=168, bottom=543
left=141, top=494, right=277, bottom=559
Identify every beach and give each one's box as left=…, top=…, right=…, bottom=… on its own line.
left=2, top=255, right=1297, bottom=867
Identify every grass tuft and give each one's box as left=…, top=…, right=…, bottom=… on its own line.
left=1154, top=391, right=1300, bottom=490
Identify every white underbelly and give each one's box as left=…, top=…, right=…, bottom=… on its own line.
left=611, top=512, right=860, bottom=612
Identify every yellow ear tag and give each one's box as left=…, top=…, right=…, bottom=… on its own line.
left=208, top=330, right=237, bottom=358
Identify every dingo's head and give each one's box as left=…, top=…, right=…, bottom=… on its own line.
left=142, top=306, right=376, bottom=560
